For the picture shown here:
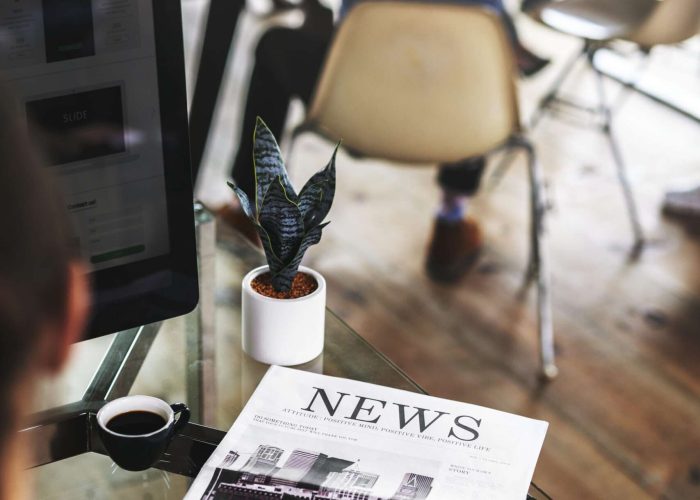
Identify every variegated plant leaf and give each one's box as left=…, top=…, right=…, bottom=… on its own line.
left=227, top=181, right=255, bottom=219
left=270, top=273, right=294, bottom=294
left=298, top=143, right=338, bottom=230
left=253, top=117, right=297, bottom=214
left=271, top=222, right=330, bottom=292
left=257, top=222, right=284, bottom=273
left=258, top=176, right=304, bottom=266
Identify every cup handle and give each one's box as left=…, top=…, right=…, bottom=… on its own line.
left=170, top=403, right=190, bottom=436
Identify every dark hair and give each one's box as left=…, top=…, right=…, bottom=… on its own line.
left=0, top=85, right=78, bottom=451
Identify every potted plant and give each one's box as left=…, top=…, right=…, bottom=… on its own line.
left=229, top=117, right=337, bottom=366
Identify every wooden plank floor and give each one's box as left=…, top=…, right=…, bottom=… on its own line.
left=189, top=2, right=700, bottom=497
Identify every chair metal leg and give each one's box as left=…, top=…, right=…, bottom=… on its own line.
left=591, top=57, right=645, bottom=251
left=515, top=138, right=557, bottom=380
left=607, top=49, right=652, bottom=113
left=486, top=148, right=518, bottom=193
left=530, top=43, right=587, bottom=129
left=596, top=46, right=700, bottom=125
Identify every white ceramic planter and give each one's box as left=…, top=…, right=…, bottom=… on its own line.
left=241, top=265, right=326, bottom=365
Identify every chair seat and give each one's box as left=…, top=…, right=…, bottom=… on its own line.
left=535, top=0, right=659, bottom=41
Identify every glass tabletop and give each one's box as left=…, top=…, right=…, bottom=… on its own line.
left=28, top=212, right=424, bottom=498
left=126, top=237, right=423, bottom=435
left=27, top=209, right=549, bottom=499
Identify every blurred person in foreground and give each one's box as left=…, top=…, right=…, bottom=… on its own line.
left=220, top=0, right=549, bottom=282
left=0, top=89, right=90, bottom=499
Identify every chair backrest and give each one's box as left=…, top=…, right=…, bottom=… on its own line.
left=628, top=0, right=700, bottom=47
left=305, top=1, right=520, bottom=164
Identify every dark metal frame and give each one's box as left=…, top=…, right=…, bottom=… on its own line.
left=24, top=320, right=224, bottom=477
left=26, top=323, right=160, bottom=468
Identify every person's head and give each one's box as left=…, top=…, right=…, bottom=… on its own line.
left=0, top=87, right=89, bottom=457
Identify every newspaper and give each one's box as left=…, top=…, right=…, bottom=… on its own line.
left=185, top=366, right=548, bottom=500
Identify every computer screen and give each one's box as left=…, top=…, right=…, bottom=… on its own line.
left=0, top=0, right=198, bottom=338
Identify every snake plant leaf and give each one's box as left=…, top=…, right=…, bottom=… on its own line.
left=271, top=221, right=330, bottom=292
left=298, top=143, right=338, bottom=230
left=227, top=181, right=255, bottom=219
left=257, top=222, right=284, bottom=270
left=258, top=176, right=304, bottom=266
left=253, top=117, right=297, bottom=214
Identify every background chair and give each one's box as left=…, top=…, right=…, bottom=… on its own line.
left=525, top=0, right=700, bottom=252
left=289, top=2, right=558, bottom=379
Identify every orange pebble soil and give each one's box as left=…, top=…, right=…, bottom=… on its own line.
left=251, top=272, right=318, bottom=299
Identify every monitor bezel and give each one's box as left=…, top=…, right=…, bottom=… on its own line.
left=85, top=0, right=198, bottom=339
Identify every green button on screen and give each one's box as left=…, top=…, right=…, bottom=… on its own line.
left=90, top=245, right=145, bottom=264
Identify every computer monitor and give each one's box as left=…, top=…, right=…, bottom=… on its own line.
left=0, top=0, right=198, bottom=338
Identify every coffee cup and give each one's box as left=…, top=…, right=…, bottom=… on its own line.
left=96, top=395, right=190, bottom=471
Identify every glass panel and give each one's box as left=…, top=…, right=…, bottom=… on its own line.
left=128, top=230, right=422, bottom=430
left=32, top=333, right=116, bottom=413
left=30, top=453, right=190, bottom=499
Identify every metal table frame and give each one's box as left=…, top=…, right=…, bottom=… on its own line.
left=23, top=323, right=552, bottom=499
left=23, top=322, right=226, bottom=477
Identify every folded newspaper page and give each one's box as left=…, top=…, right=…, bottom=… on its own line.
left=186, top=366, right=548, bottom=500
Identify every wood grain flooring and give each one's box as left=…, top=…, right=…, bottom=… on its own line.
left=190, top=2, right=700, bottom=497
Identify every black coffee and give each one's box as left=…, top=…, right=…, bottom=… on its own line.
left=106, top=411, right=166, bottom=435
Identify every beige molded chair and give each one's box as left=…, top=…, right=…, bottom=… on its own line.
left=526, top=0, right=700, bottom=251
left=290, top=2, right=557, bottom=379
left=531, top=0, right=700, bottom=48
